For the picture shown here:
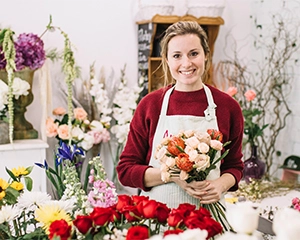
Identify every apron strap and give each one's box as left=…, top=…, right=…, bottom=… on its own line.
left=203, top=85, right=217, bottom=121
left=160, top=86, right=175, bottom=116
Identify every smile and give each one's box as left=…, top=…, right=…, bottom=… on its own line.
left=180, top=70, right=195, bottom=75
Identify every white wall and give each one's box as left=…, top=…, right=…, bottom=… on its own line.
left=1, top=0, right=300, bottom=180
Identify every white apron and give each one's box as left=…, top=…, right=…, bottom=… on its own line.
left=141, top=84, right=223, bottom=209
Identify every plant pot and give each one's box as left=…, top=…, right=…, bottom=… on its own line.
left=0, top=120, right=10, bottom=144
left=243, top=145, right=266, bottom=183
left=0, top=69, right=38, bottom=140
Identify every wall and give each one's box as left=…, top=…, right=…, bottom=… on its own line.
left=1, top=0, right=300, bottom=181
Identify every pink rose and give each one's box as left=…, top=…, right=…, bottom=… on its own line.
left=46, top=117, right=58, bottom=137
left=244, top=90, right=256, bottom=101
left=210, top=139, right=223, bottom=151
left=52, top=107, right=66, bottom=116
left=74, top=108, right=88, bottom=121
left=57, top=124, right=70, bottom=140
left=226, top=87, right=238, bottom=97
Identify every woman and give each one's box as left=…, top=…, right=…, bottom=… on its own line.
left=117, top=21, right=244, bottom=208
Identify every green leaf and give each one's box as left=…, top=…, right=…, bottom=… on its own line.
left=24, top=176, right=33, bottom=191
left=25, top=166, right=34, bottom=175
left=5, top=167, right=18, bottom=181
left=4, top=186, right=20, bottom=204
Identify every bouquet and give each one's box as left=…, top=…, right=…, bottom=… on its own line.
left=154, top=129, right=232, bottom=231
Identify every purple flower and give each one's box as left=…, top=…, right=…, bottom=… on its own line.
left=56, top=142, right=85, bottom=166
left=0, top=33, right=46, bottom=71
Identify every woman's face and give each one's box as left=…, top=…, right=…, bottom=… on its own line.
left=167, top=34, right=206, bottom=91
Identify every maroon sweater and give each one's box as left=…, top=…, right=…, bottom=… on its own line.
left=117, top=85, right=244, bottom=191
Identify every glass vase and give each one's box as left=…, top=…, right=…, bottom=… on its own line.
left=243, top=145, right=266, bottom=183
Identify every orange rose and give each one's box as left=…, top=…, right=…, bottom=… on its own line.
left=57, top=124, right=70, bottom=140
left=52, top=107, right=66, bottom=116
left=74, top=108, right=88, bottom=121
left=244, top=90, right=256, bottom=101
left=46, top=117, right=58, bottom=137
left=167, top=136, right=185, bottom=156
left=207, top=129, right=223, bottom=142
left=175, top=153, right=194, bottom=172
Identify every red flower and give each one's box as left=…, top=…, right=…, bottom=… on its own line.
left=167, top=209, right=184, bottom=228
left=156, top=202, right=171, bottom=223
left=175, top=153, right=194, bottom=172
left=207, top=129, right=223, bottom=142
left=203, top=217, right=223, bottom=239
left=122, top=205, right=143, bottom=222
left=90, top=207, right=113, bottom=226
left=73, top=215, right=93, bottom=234
left=167, top=136, right=185, bottom=156
left=116, top=194, right=133, bottom=212
left=132, top=195, right=149, bottom=205
left=142, top=199, right=159, bottom=219
left=48, top=219, right=71, bottom=240
left=126, top=226, right=149, bottom=240
left=177, top=203, right=196, bottom=217
left=163, top=229, right=184, bottom=237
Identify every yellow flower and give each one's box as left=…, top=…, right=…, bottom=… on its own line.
left=10, top=181, right=24, bottom=191
left=35, top=203, right=72, bottom=233
left=11, top=166, right=29, bottom=177
left=0, top=178, right=9, bottom=200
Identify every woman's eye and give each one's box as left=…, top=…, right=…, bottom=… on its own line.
left=173, top=54, right=181, bottom=59
left=190, top=51, right=198, bottom=57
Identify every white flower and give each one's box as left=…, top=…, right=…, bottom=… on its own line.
left=185, top=136, right=200, bottom=149
left=179, top=170, right=189, bottom=181
left=0, top=80, right=8, bottom=110
left=273, top=207, right=300, bottom=240
left=0, top=205, right=20, bottom=224
left=79, top=133, right=94, bottom=151
left=197, top=142, right=210, bottom=154
left=226, top=201, right=259, bottom=235
left=90, top=120, right=104, bottom=131
left=210, top=140, right=223, bottom=151
left=17, top=191, right=51, bottom=211
left=12, top=77, right=30, bottom=99
left=177, top=228, right=208, bottom=240
left=71, top=126, right=85, bottom=141
left=216, top=231, right=260, bottom=240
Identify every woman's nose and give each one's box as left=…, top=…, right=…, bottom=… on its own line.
left=182, top=55, right=192, bottom=67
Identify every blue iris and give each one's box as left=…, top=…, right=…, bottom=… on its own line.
left=56, top=142, right=85, bottom=166
left=35, top=160, right=49, bottom=170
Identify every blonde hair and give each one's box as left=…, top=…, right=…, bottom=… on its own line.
left=160, top=21, right=211, bottom=86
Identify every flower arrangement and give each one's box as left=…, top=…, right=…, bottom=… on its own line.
left=0, top=28, right=46, bottom=143
left=226, top=87, right=268, bottom=148
left=0, top=77, right=30, bottom=121
left=291, top=197, right=300, bottom=212
left=154, top=128, right=231, bottom=231
left=46, top=106, right=110, bottom=151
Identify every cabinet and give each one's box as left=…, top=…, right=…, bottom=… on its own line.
left=137, top=14, right=224, bottom=95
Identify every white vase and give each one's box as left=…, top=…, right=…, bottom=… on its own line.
left=186, top=0, right=225, bottom=18
left=136, top=0, right=175, bottom=21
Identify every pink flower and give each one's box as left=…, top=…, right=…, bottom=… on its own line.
left=226, top=87, right=238, bottom=97
left=52, top=107, right=66, bottom=116
left=74, top=107, right=88, bottom=121
left=46, top=117, right=58, bottom=137
left=292, top=197, right=300, bottom=206
left=57, top=124, right=70, bottom=140
left=244, top=90, right=256, bottom=101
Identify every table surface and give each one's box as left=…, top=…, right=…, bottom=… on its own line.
left=0, top=139, right=48, bottom=151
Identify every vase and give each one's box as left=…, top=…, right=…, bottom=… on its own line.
left=243, top=145, right=266, bottom=183
left=0, top=69, right=38, bottom=140
left=0, top=120, right=10, bottom=144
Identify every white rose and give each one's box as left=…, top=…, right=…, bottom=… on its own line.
left=226, top=201, right=259, bottom=235
left=12, top=77, right=30, bottom=99
left=187, top=149, right=199, bottom=162
left=210, top=140, right=223, bottom=151
left=155, top=147, right=168, bottom=161
left=194, top=154, right=210, bottom=171
left=79, top=134, right=94, bottom=151
left=0, top=80, right=8, bottom=110
left=197, top=142, right=210, bottom=154
left=90, top=120, right=104, bottom=131
left=216, top=231, right=260, bottom=240
left=194, top=131, right=211, bottom=144
left=71, top=126, right=84, bottom=141
left=178, top=228, right=208, bottom=240
left=273, top=207, right=300, bottom=240
left=185, top=136, right=200, bottom=149
left=165, top=157, right=176, bottom=168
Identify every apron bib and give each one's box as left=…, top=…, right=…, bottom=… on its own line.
left=141, top=85, right=223, bottom=209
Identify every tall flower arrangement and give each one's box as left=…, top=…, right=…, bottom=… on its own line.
left=110, top=65, right=142, bottom=184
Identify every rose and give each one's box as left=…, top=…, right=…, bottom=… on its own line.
left=74, top=107, right=88, bottom=121
left=73, top=215, right=93, bottom=234
left=116, top=194, right=133, bottom=212
left=244, top=89, right=256, bottom=101
left=48, top=219, right=72, bottom=240
left=11, top=77, right=30, bottom=99
left=90, top=207, right=113, bottom=226
left=53, top=107, right=66, bottom=116
left=163, top=229, right=184, bottom=237
left=226, top=86, right=238, bottom=97
left=175, top=153, right=193, bottom=172
left=126, top=225, right=149, bottom=240
left=46, top=117, right=58, bottom=137
left=210, top=140, right=223, bottom=151
left=57, top=124, right=70, bottom=140
left=167, top=136, right=185, bottom=156
left=167, top=209, right=185, bottom=228
left=122, top=205, right=143, bottom=222
left=207, top=129, right=223, bottom=142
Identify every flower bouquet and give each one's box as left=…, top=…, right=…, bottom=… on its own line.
left=154, top=129, right=232, bottom=231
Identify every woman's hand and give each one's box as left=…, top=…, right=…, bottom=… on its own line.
left=171, top=173, right=236, bottom=204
